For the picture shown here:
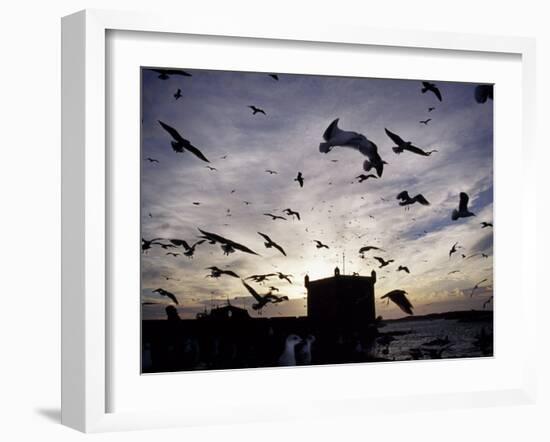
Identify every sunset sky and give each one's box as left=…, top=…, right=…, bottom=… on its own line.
left=140, top=68, right=493, bottom=320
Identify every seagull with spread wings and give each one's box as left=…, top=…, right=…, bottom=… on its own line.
left=263, top=213, right=287, bottom=221
left=258, top=232, right=287, bottom=256
left=205, top=266, right=240, bottom=279
left=198, top=228, right=259, bottom=256
left=314, top=240, right=329, bottom=249
left=152, top=288, right=179, bottom=304
left=248, top=105, right=266, bottom=115
left=396, top=191, right=430, bottom=207
left=470, top=278, right=489, bottom=297
left=283, top=208, right=301, bottom=220
left=158, top=120, right=210, bottom=162
left=374, top=257, right=394, bottom=268
left=241, top=281, right=288, bottom=310
left=421, top=81, right=442, bottom=101
left=385, top=129, right=438, bottom=156
left=320, top=118, right=386, bottom=177
left=148, top=68, right=192, bottom=79
left=359, top=245, right=384, bottom=254
left=381, top=289, right=414, bottom=315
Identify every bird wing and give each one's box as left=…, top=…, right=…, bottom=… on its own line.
left=225, top=238, right=259, bottom=255
left=224, top=270, right=240, bottom=278
left=169, top=239, right=190, bottom=249
left=258, top=232, right=271, bottom=242
left=389, top=290, right=413, bottom=315
left=374, top=256, right=385, bottom=264
left=396, top=191, right=410, bottom=201
left=242, top=281, right=263, bottom=302
left=413, top=194, right=430, bottom=205
left=403, top=144, right=430, bottom=156
left=432, top=86, right=442, bottom=101
left=294, top=211, right=301, bottom=220
left=158, top=120, right=184, bottom=142
left=458, top=192, right=470, bottom=212
left=272, top=242, right=287, bottom=256
left=322, top=118, right=340, bottom=141
left=384, top=128, right=406, bottom=146
left=153, top=68, right=191, bottom=77
left=182, top=142, right=210, bottom=163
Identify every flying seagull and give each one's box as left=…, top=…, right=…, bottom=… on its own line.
left=245, top=274, right=276, bottom=283
left=283, top=208, right=301, bottom=220
left=263, top=213, right=287, bottom=221
left=258, top=232, right=287, bottom=256
left=294, top=172, right=304, bottom=187
left=276, top=272, right=293, bottom=283
left=198, top=228, right=259, bottom=256
left=174, top=88, right=182, bottom=100
left=449, top=242, right=461, bottom=259
left=268, top=74, right=279, bottom=81
left=265, top=169, right=278, bottom=174
left=385, top=129, right=438, bottom=156
left=470, top=278, right=488, bottom=297
left=397, top=265, right=410, bottom=273
left=158, top=120, right=210, bottom=162
left=248, top=105, right=266, bottom=115
left=320, top=118, right=385, bottom=177
left=421, top=81, right=442, bottom=101
left=374, top=257, right=394, bottom=268
left=149, top=68, right=192, bottom=79
left=205, top=266, right=240, bottom=279
left=419, top=119, right=432, bottom=125
left=355, top=174, right=378, bottom=183
left=381, top=289, right=414, bottom=315
left=141, top=237, right=164, bottom=251
left=183, top=240, right=205, bottom=258
left=481, top=222, right=493, bottom=228
left=452, top=192, right=476, bottom=220
left=314, top=240, right=329, bottom=249
left=205, top=166, right=217, bottom=171
left=241, top=281, right=288, bottom=310
left=396, top=191, right=430, bottom=206
left=152, top=288, right=179, bottom=304
left=146, top=157, right=159, bottom=163
left=358, top=246, right=384, bottom=253
left=166, top=252, right=180, bottom=257
left=475, top=85, right=494, bottom=103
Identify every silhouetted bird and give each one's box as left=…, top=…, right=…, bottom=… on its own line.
left=397, top=265, right=410, bottom=273
left=294, top=172, right=304, bottom=187
left=146, top=157, right=159, bottom=163
left=265, top=169, right=278, bottom=174
left=474, top=85, right=493, bottom=103
left=153, top=288, right=179, bottom=304
left=248, top=105, right=266, bottom=115
left=482, top=253, right=489, bottom=258
left=283, top=208, right=301, bottom=220
left=258, top=232, right=287, bottom=256
left=428, top=107, right=436, bottom=112
left=263, top=213, right=287, bottom=221
left=385, top=129, right=438, bottom=156
left=276, top=272, right=293, bottom=283
left=470, top=278, right=488, bottom=297
left=246, top=274, right=276, bottom=283
left=174, top=88, right=182, bottom=100
left=198, top=228, right=259, bottom=256
left=167, top=238, right=191, bottom=249
left=205, top=166, right=217, bottom=171
left=149, top=68, right=192, bottom=79
left=158, top=120, right=210, bottom=162
left=314, top=240, right=329, bottom=249
left=421, top=81, right=442, bottom=101
left=205, top=266, right=240, bottom=279
left=381, top=289, right=414, bottom=315
left=374, top=257, right=394, bottom=268
left=452, top=192, right=475, bottom=220
left=268, top=74, right=279, bottom=81
left=183, top=240, right=205, bottom=258
left=358, top=245, right=384, bottom=253
left=448, top=270, right=460, bottom=275
left=141, top=237, right=164, bottom=251
left=419, top=119, right=432, bottom=125
left=481, top=222, right=493, bottom=228
left=449, top=242, right=461, bottom=258
left=269, top=286, right=279, bottom=292
left=355, top=174, right=378, bottom=183
left=166, top=252, right=180, bottom=257
left=396, top=191, right=430, bottom=206
left=242, top=280, right=288, bottom=310
left=320, top=118, right=385, bottom=177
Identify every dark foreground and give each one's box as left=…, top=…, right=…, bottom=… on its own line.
left=141, top=310, right=493, bottom=373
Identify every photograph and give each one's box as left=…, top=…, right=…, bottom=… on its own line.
left=140, top=67, right=494, bottom=373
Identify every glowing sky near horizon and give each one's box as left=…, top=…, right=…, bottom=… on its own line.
left=140, top=68, right=494, bottom=320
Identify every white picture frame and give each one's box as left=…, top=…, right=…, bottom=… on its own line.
left=61, top=9, right=537, bottom=433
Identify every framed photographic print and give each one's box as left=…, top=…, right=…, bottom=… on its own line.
left=62, top=9, right=537, bottom=432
